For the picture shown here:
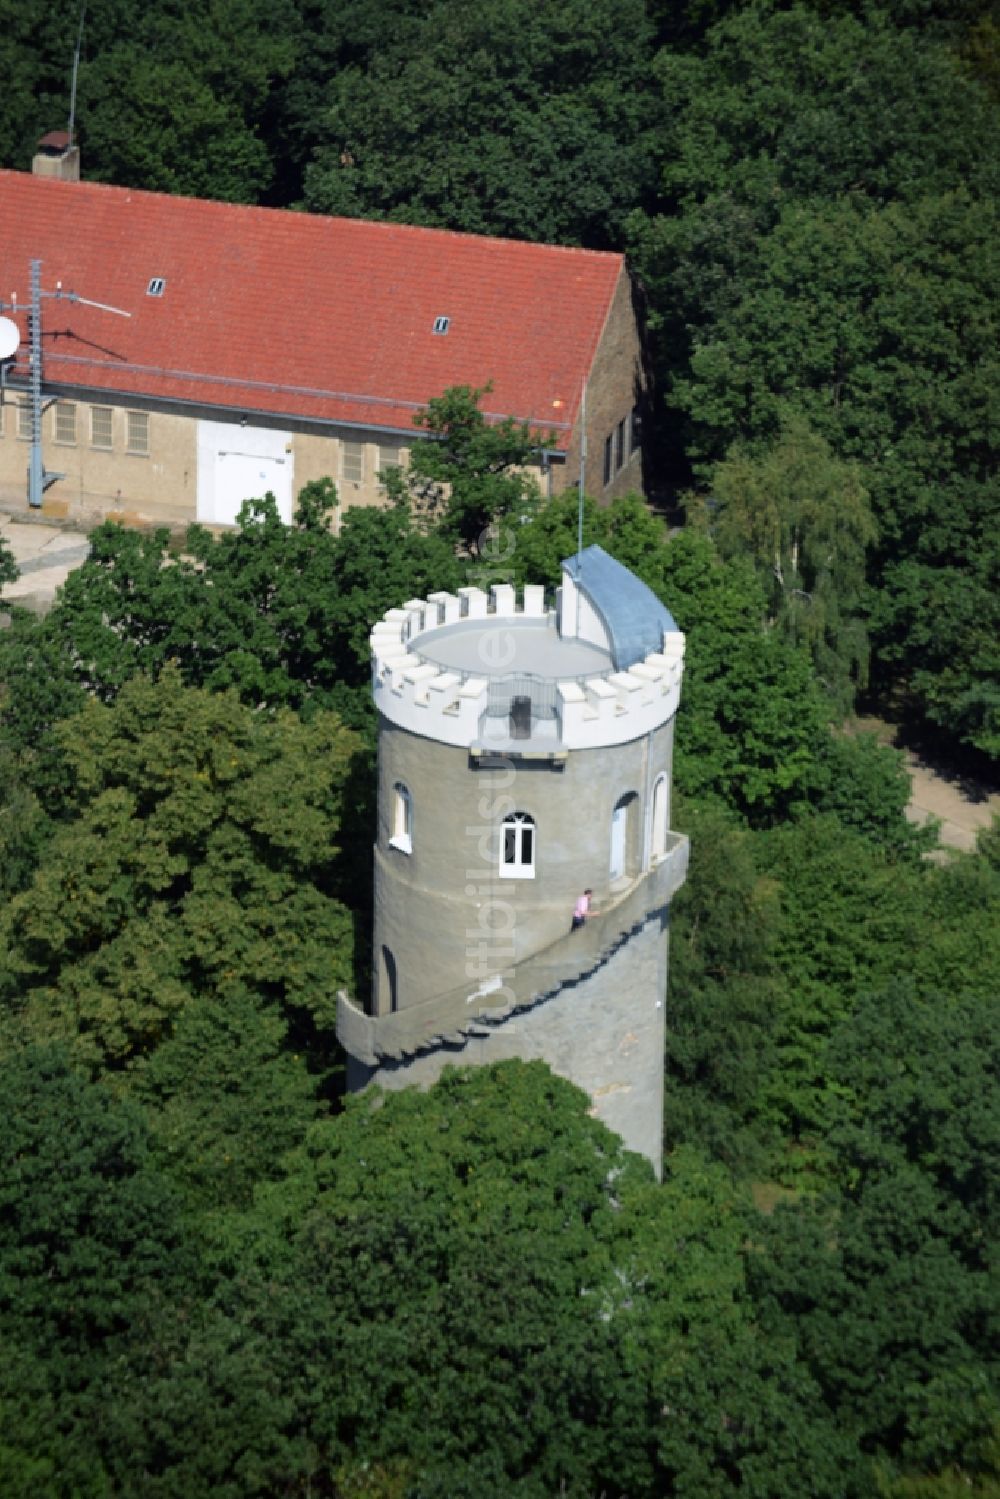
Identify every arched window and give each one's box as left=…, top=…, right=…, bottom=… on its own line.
left=390, top=782, right=412, bottom=853
left=649, top=774, right=668, bottom=864
left=499, top=811, right=535, bottom=879
left=610, top=792, right=639, bottom=882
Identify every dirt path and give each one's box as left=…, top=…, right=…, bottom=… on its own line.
left=851, top=715, right=999, bottom=854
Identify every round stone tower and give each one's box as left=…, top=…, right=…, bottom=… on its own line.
left=336, top=545, right=689, bottom=1175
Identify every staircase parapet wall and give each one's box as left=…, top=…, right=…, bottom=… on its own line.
left=337, top=832, right=689, bottom=1067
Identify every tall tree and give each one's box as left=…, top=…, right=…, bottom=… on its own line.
left=0, top=669, right=359, bottom=1073
left=707, top=417, right=876, bottom=710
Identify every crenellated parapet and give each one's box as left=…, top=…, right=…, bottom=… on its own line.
left=370, top=581, right=686, bottom=749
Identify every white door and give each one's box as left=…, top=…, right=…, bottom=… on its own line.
left=197, top=419, right=293, bottom=525
left=214, top=450, right=289, bottom=526
left=610, top=800, right=627, bottom=881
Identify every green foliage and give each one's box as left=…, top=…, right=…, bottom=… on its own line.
left=805, top=730, right=936, bottom=860
left=2, top=494, right=460, bottom=735
left=298, top=0, right=658, bottom=246
left=666, top=801, right=782, bottom=1170
left=0, top=533, right=16, bottom=587
left=0, top=0, right=297, bottom=202
left=0, top=670, right=359, bottom=1071
left=0, top=1047, right=192, bottom=1492
left=707, top=418, right=877, bottom=710
left=750, top=984, right=1000, bottom=1479
left=129, top=989, right=321, bottom=1210
left=226, top=1062, right=855, bottom=1497
left=399, top=384, right=546, bottom=550
left=627, top=1, right=1000, bottom=752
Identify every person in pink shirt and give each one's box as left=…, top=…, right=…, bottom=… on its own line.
left=571, top=889, right=593, bottom=932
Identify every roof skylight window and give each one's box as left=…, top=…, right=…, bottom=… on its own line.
left=432, top=315, right=450, bottom=334
left=146, top=277, right=166, bottom=297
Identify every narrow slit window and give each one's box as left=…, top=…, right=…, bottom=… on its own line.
left=614, top=417, right=625, bottom=472
left=603, top=433, right=613, bottom=486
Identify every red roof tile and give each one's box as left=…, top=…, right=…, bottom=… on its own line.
left=0, top=171, right=624, bottom=450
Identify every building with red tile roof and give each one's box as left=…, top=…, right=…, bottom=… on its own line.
left=0, top=164, right=645, bottom=529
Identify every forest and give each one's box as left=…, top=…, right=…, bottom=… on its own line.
left=0, top=0, right=998, bottom=1494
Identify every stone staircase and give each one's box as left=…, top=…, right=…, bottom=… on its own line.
left=336, top=833, right=688, bottom=1068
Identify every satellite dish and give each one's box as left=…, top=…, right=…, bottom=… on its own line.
left=0, top=316, right=19, bottom=360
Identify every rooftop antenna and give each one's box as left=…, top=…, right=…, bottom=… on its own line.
left=575, top=378, right=587, bottom=633
left=67, top=3, right=87, bottom=147
left=0, top=258, right=129, bottom=509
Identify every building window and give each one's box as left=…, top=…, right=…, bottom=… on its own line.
left=54, top=401, right=76, bottom=445
left=649, top=774, right=668, bottom=864
left=126, top=410, right=149, bottom=455
left=390, top=782, right=412, bottom=853
left=610, top=791, right=638, bottom=882
left=146, top=277, right=166, bottom=297
left=630, top=407, right=641, bottom=457
left=0, top=402, right=4, bottom=437
left=90, top=405, right=113, bottom=449
left=342, top=440, right=364, bottom=484
left=17, top=400, right=32, bottom=441
left=603, top=433, right=613, bottom=486
left=432, top=316, right=450, bottom=334
left=614, top=417, right=625, bottom=472
left=379, top=945, right=398, bottom=1015
left=500, top=811, right=535, bottom=879
left=377, top=442, right=404, bottom=486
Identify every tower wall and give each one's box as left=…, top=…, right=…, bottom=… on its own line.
left=373, top=715, right=675, bottom=1014
left=352, top=910, right=669, bottom=1173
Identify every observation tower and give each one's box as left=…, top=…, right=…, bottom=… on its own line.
left=336, top=546, right=689, bottom=1173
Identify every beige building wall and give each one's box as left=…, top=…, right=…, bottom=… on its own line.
left=0, top=392, right=413, bottom=531
left=0, top=394, right=197, bottom=529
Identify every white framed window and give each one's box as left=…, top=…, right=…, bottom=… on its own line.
left=90, top=405, right=113, bottom=449
left=500, top=811, right=535, bottom=879
left=126, top=410, right=149, bottom=455
left=342, top=440, right=364, bottom=484
left=54, top=401, right=76, bottom=444
left=17, top=400, right=32, bottom=440
left=390, top=782, right=412, bottom=853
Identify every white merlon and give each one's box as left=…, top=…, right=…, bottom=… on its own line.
left=523, top=584, right=545, bottom=617
left=370, top=585, right=685, bottom=749
left=427, top=591, right=461, bottom=624
left=458, top=586, right=489, bottom=618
